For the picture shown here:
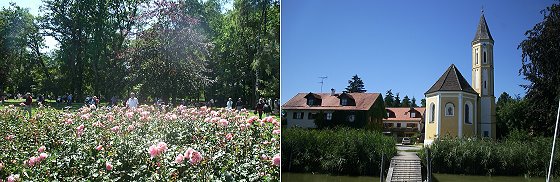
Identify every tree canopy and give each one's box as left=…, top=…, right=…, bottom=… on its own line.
left=518, top=3, right=560, bottom=136
left=0, top=0, right=280, bottom=107
left=345, top=74, right=366, bottom=93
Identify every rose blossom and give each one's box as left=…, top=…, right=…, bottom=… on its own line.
left=175, top=154, right=184, bottom=163
left=225, top=133, right=233, bottom=140
left=272, top=129, right=281, bottom=135
left=219, top=119, right=229, bottom=126
left=127, top=125, right=135, bottom=131
left=95, top=145, right=103, bottom=151
left=39, top=153, right=48, bottom=160
left=184, top=148, right=194, bottom=159
left=7, top=174, right=19, bottom=182
left=272, top=154, right=280, bottom=166
left=106, top=161, right=113, bottom=171
left=76, top=124, right=85, bottom=137
left=189, top=151, right=203, bottom=165
left=111, top=126, right=120, bottom=133
left=38, top=146, right=46, bottom=153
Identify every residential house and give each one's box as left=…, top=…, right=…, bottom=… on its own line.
left=383, top=107, right=425, bottom=141
left=282, top=90, right=385, bottom=129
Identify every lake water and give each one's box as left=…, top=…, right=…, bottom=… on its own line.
left=281, top=173, right=380, bottom=182
left=281, top=173, right=547, bottom=182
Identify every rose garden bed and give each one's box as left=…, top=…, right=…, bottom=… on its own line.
left=0, top=105, right=280, bottom=181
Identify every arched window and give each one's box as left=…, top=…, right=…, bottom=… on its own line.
left=483, top=51, right=487, bottom=63
left=465, top=102, right=473, bottom=124
left=430, top=103, right=435, bottom=123
left=445, top=103, right=454, bottom=116
left=475, top=49, right=478, bottom=64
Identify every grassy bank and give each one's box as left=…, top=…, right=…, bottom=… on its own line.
left=282, top=127, right=396, bottom=176
left=420, top=132, right=560, bottom=177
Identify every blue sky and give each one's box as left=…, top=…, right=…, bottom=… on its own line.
left=281, top=0, right=556, bottom=105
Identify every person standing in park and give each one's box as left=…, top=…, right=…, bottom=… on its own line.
left=111, top=96, right=117, bottom=107
left=256, top=98, right=264, bottom=119
left=67, top=94, right=73, bottom=106
left=236, top=98, right=243, bottom=111
left=126, top=92, right=139, bottom=109
left=226, top=98, right=233, bottom=110
left=23, top=93, right=33, bottom=118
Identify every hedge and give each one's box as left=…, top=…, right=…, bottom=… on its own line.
left=420, top=131, right=560, bottom=177
left=281, top=127, right=396, bottom=176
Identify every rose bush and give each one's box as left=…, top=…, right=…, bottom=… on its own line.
left=0, top=105, right=280, bottom=181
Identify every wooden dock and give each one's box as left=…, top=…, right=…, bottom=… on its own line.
left=385, top=151, right=422, bottom=182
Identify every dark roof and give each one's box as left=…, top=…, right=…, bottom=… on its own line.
left=282, top=93, right=381, bottom=111
left=304, top=92, right=321, bottom=99
left=425, top=64, right=478, bottom=95
left=337, top=92, right=354, bottom=100
left=472, top=14, right=494, bottom=43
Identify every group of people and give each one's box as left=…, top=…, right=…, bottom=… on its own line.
left=225, top=98, right=245, bottom=111
left=255, top=97, right=279, bottom=119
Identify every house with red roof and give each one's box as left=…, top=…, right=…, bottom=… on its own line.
left=383, top=107, right=425, bottom=142
left=282, top=90, right=385, bottom=129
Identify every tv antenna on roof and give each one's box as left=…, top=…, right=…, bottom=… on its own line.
left=318, top=76, right=328, bottom=93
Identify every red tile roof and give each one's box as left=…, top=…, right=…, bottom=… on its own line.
left=384, top=107, right=425, bottom=122
left=282, top=93, right=381, bottom=111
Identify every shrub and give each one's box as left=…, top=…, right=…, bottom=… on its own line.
left=281, top=127, right=396, bottom=176
left=0, top=105, right=280, bottom=181
left=420, top=133, right=560, bottom=177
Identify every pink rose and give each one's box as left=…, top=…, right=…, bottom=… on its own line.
left=127, top=125, right=135, bottom=131
left=7, top=174, right=18, bottom=182
left=28, top=156, right=38, bottom=167
left=64, top=118, right=74, bottom=125
left=219, top=119, right=229, bottom=126
left=5, top=135, right=15, bottom=141
left=0, top=162, right=4, bottom=170
left=107, top=114, right=114, bottom=122
left=38, top=146, right=46, bottom=153
left=39, top=153, right=48, bottom=160
left=76, top=124, right=85, bottom=137
left=125, top=112, right=134, bottom=119
left=184, top=148, right=194, bottom=158
left=148, top=146, right=158, bottom=158
left=95, top=145, right=103, bottom=151
left=272, top=129, right=281, bottom=135
left=272, top=154, right=280, bottom=166
left=157, top=142, right=168, bottom=153
left=111, top=126, right=120, bottom=133
left=175, top=154, right=184, bottom=163
left=189, top=151, right=203, bottom=165
left=106, top=161, right=113, bottom=171
left=225, top=133, right=233, bottom=140
left=80, top=114, right=90, bottom=120
left=141, top=111, right=150, bottom=117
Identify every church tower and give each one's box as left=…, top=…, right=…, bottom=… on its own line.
left=471, top=11, right=496, bottom=138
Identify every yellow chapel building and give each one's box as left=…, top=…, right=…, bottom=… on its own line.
left=424, top=13, right=496, bottom=145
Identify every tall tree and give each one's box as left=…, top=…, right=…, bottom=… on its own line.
left=384, top=89, right=394, bottom=107
left=0, top=4, right=46, bottom=95
left=420, top=99, right=426, bottom=107
left=42, top=0, right=141, bottom=99
left=393, top=93, right=401, bottom=107
left=518, top=3, right=560, bottom=136
left=411, top=96, right=418, bottom=107
left=345, top=74, right=366, bottom=93
left=401, top=95, right=411, bottom=107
